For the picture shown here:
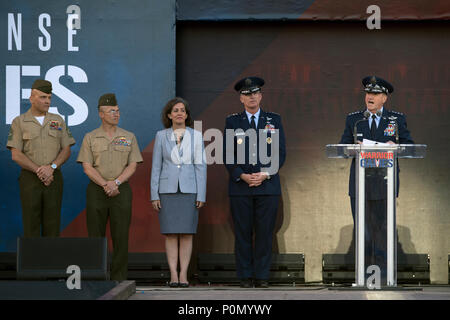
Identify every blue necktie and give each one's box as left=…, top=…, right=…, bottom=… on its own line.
left=250, top=115, right=256, bottom=130
left=370, top=114, right=377, bottom=139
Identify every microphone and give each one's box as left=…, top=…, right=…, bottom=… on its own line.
left=353, top=111, right=371, bottom=144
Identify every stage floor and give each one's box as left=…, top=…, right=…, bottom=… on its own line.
left=130, top=284, right=450, bottom=300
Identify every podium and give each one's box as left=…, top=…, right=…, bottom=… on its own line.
left=326, top=144, right=426, bottom=287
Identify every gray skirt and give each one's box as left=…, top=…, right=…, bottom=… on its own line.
left=159, top=192, right=198, bottom=234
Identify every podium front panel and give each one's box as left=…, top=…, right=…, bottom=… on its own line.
left=356, top=148, right=397, bottom=287
left=326, top=144, right=426, bottom=288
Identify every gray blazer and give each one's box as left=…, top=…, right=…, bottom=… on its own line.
left=150, top=127, right=206, bottom=202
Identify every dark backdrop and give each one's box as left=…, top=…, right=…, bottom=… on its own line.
left=176, top=20, right=449, bottom=282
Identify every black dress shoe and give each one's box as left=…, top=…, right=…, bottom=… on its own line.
left=254, top=279, right=269, bottom=288
left=179, top=282, right=190, bottom=288
left=240, top=279, right=253, bottom=288
left=169, top=282, right=179, bottom=288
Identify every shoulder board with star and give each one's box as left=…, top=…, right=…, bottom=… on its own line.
left=389, top=110, right=404, bottom=116
left=226, top=113, right=240, bottom=118
left=348, top=110, right=363, bottom=116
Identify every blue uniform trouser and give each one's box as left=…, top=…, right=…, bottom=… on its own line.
left=230, top=195, right=279, bottom=280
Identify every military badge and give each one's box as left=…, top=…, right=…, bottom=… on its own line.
left=264, top=123, right=276, bottom=133
left=266, top=137, right=272, bottom=144
left=113, top=136, right=131, bottom=146
left=384, top=124, right=396, bottom=136
left=49, top=120, right=62, bottom=130
left=237, top=138, right=243, bottom=145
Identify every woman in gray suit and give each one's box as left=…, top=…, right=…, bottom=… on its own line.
left=150, top=97, right=206, bottom=287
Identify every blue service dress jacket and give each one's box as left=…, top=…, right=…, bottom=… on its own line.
left=150, top=127, right=206, bottom=202
left=339, top=108, right=414, bottom=199
left=223, top=109, right=286, bottom=196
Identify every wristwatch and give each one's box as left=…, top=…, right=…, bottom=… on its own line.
left=51, top=163, right=57, bottom=170
left=114, top=179, right=121, bottom=186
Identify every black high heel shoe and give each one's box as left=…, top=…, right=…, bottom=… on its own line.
left=179, top=282, right=189, bottom=288
left=169, top=282, right=179, bottom=288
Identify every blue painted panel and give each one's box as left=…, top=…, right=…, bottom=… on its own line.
left=0, top=0, right=175, bottom=251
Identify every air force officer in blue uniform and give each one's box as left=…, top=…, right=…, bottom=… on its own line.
left=224, top=77, right=286, bottom=288
left=339, top=76, right=414, bottom=279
